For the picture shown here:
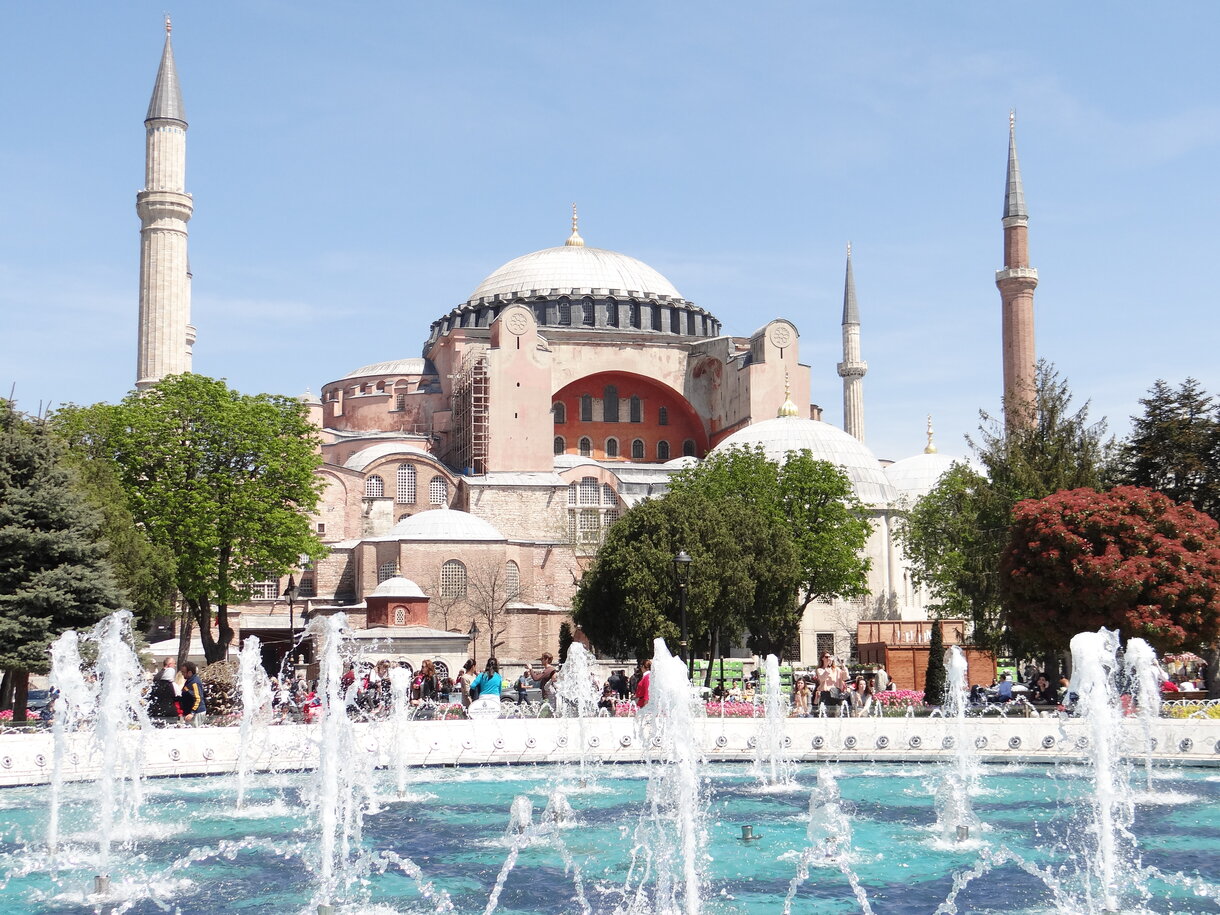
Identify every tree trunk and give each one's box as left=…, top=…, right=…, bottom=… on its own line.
left=1204, top=644, right=1219, bottom=700
left=0, top=669, right=12, bottom=712
left=215, top=603, right=234, bottom=662
left=12, top=670, right=29, bottom=724
left=704, top=626, right=719, bottom=690
left=176, top=605, right=193, bottom=670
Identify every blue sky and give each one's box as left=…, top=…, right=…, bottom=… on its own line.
left=2, top=3, right=1218, bottom=462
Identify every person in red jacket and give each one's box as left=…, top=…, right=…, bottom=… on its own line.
left=634, top=659, right=652, bottom=708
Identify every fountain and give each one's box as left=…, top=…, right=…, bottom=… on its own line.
left=750, top=653, right=795, bottom=787
left=934, top=645, right=985, bottom=845
left=235, top=634, right=273, bottom=808
left=2, top=613, right=1218, bottom=913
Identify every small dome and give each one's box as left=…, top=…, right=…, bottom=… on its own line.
left=343, top=443, right=439, bottom=472
left=370, top=576, right=426, bottom=598
left=885, top=452, right=967, bottom=504
left=387, top=508, right=505, bottom=542
left=468, top=245, right=683, bottom=303
left=712, top=417, right=896, bottom=506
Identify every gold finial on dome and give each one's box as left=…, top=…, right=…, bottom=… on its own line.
left=565, top=203, right=585, bottom=247
left=777, top=371, right=800, bottom=418
left=924, top=414, right=938, bottom=454
left=165, top=15, right=172, bottom=35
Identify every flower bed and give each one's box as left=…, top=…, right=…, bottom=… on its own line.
left=872, top=689, right=925, bottom=709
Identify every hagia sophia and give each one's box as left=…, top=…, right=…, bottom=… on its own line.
left=135, top=24, right=1036, bottom=673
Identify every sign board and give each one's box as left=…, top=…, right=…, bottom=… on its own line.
left=467, top=696, right=501, bottom=720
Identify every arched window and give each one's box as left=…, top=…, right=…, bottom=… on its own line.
left=606, top=298, right=618, bottom=327
left=579, top=437, right=592, bottom=457
left=581, top=296, right=595, bottom=326
left=657, top=440, right=671, bottom=461
left=440, top=559, right=467, bottom=598
left=378, top=560, right=398, bottom=583
left=670, top=308, right=681, bottom=333
left=552, top=402, right=566, bottom=424
left=630, top=395, right=642, bottom=423
left=554, top=436, right=566, bottom=455
left=650, top=304, right=662, bottom=330
left=429, top=476, right=448, bottom=505
left=631, top=439, right=645, bottom=459
left=580, top=477, right=600, bottom=504
left=602, top=482, right=617, bottom=506
left=365, top=475, right=384, bottom=498
left=630, top=302, right=641, bottom=329
left=433, top=660, right=450, bottom=680
left=398, top=513, right=411, bottom=522
left=506, top=560, right=520, bottom=600
left=580, top=394, right=593, bottom=422
left=683, top=439, right=696, bottom=457
left=687, top=312, right=696, bottom=335
left=603, top=385, right=619, bottom=422
left=394, top=393, right=406, bottom=411
left=393, top=606, right=407, bottom=625
left=605, top=437, right=619, bottom=458
left=396, top=464, right=416, bottom=503
left=558, top=297, right=571, bottom=326
left=658, top=406, right=669, bottom=426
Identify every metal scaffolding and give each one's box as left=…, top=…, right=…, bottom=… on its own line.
left=448, top=347, right=489, bottom=475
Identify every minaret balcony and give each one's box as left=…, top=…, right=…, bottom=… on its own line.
left=837, top=360, right=868, bottom=379
left=995, top=266, right=1038, bottom=285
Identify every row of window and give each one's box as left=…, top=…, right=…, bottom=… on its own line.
left=364, top=466, right=448, bottom=504
left=553, top=393, right=669, bottom=425
left=568, top=478, right=617, bottom=506
left=376, top=558, right=521, bottom=601
left=251, top=576, right=315, bottom=600
left=556, top=437, right=696, bottom=460
left=568, top=507, right=621, bottom=544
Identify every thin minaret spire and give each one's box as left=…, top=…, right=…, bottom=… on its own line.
left=995, top=111, right=1038, bottom=428
left=136, top=19, right=194, bottom=389
left=837, top=242, right=867, bottom=442
left=565, top=203, right=584, bottom=247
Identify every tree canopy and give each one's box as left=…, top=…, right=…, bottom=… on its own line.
left=1001, top=486, right=1220, bottom=654
left=1111, top=378, right=1220, bottom=522
left=0, top=401, right=124, bottom=705
left=53, top=375, right=326, bottom=663
left=897, top=362, right=1110, bottom=652
left=574, top=446, right=871, bottom=662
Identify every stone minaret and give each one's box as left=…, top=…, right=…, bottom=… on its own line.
left=995, top=111, right=1037, bottom=427
left=836, top=243, right=867, bottom=442
left=136, top=18, right=194, bottom=389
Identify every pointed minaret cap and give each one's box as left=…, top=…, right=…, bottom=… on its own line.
left=146, top=17, right=187, bottom=125
left=1003, top=110, right=1027, bottom=224
left=565, top=203, right=585, bottom=247
left=842, top=242, right=860, bottom=325
left=777, top=371, right=800, bottom=418
left=924, top=414, right=938, bottom=454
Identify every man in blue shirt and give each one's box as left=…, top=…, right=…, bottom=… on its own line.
left=179, top=661, right=207, bottom=725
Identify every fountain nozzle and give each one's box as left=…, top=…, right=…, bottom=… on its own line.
left=92, top=874, right=111, bottom=896
left=317, top=905, right=335, bottom=915
left=739, top=824, right=762, bottom=842
left=956, top=825, right=969, bottom=843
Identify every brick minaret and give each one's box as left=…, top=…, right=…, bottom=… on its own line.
left=136, top=18, right=195, bottom=389
left=836, top=242, right=867, bottom=442
left=995, top=111, right=1037, bottom=427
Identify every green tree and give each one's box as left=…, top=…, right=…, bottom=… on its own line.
left=572, top=490, right=798, bottom=662
left=54, top=375, right=326, bottom=663
left=558, top=622, right=574, bottom=664
left=1001, top=486, right=1220, bottom=657
left=0, top=401, right=125, bottom=719
left=897, top=362, right=1110, bottom=653
left=923, top=619, right=946, bottom=705
left=1112, top=378, right=1220, bottom=521
left=668, top=445, right=873, bottom=614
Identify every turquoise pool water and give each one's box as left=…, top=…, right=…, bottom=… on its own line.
left=0, top=762, right=1217, bottom=914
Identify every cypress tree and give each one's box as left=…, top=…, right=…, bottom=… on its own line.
left=558, top=621, right=574, bottom=664
left=0, top=402, right=124, bottom=720
left=924, top=618, right=947, bottom=706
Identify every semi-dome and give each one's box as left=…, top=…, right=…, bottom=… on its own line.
left=369, top=576, right=426, bottom=598
left=342, top=357, right=430, bottom=379
left=885, top=452, right=971, bottom=505
left=469, top=245, right=684, bottom=303
left=383, top=507, right=505, bottom=542
left=712, top=417, right=897, bottom=506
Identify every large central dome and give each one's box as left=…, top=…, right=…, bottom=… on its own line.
left=468, top=244, right=683, bottom=303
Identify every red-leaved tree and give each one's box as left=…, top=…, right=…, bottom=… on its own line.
left=1001, top=486, right=1220, bottom=654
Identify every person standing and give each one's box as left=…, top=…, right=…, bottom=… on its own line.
left=526, top=652, right=559, bottom=711
left=454, top=658, right=477, bottom=707
left=149, top=657, right=181, bottom=724
left=873, top=664, right=890, bottom=693
left=179, top=661, right=206, bottom=726
left=469, top=658, right=503, bottom=701
left=515, top=669, right=531, bottom=704
left=634, top=659, right=652, bottom=708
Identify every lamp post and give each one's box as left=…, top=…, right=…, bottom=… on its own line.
left=673, top=550, right=693, bottom=680
left=468, top=619, right=480, bottom=664
left=284, top=574, right=298, bottom=663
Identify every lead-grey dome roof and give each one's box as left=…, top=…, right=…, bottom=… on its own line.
left=712, top=416, right=896, bottom=506
left=468, top=245, right=683, bottom=303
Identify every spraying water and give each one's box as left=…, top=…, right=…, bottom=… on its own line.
left=1123, top=637, right=1163, bottom=794
left=750, top=654, right=795, bottom=787
left=934, top=646, right=984, bottom=843
left=1068, top=628, right=1137, bottom=912
left=555, top=642, right=602, bottom=785
left=235, top=635, right=272, bottom=808
left=388, top=665, right=413, bottom=797
left=46, top=629, right=95, bottom=859
left=783, top=768, right=874, bottom=914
